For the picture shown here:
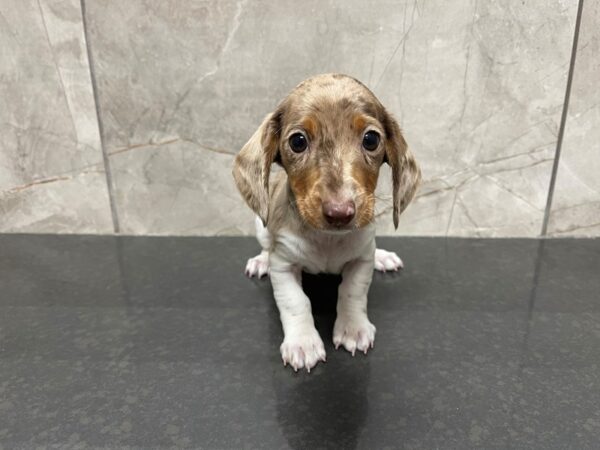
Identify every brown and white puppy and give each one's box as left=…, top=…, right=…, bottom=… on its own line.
left=233, top=73, right=420, bottom=372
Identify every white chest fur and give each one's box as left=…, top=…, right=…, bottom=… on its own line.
left=271, top=224, right=376, bottom=274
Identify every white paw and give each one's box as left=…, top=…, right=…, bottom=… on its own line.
left=280, top=329, right=326, bottom=373
left=374, top=248, right=404, bottom=272
left=245, top=252, right=269, bottom=278
left=333, top=314, right=376, bottom=355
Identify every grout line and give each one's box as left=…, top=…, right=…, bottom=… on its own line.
left=541, top=0, right=585, bottom=236
left=80, top=0, right=120, bottom=233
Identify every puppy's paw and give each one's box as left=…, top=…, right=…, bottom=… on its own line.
left=374, top=248, right=403, bottom=272
left=245, top=252, right=269, bottom=278
left=333, top=314, right=376, bottom=355
left=280, top=329, right=326, bottom=373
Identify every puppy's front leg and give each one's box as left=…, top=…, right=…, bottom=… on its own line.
left=334, top=258, right=376, bottom=355
left=270, top=264, right=326, bottom=372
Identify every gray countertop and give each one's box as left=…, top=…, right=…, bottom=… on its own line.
left=1, top=235, right=599, bottom=449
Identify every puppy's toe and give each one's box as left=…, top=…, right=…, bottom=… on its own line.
left=280, top=330, right=326, bottom=373
left=245, top=252, right=270, bottom=278
left=333, top=314, right=376, bottom=356
left=356, top=331, right=372, bottom=354
left=374, top=248, right=404, bottom=272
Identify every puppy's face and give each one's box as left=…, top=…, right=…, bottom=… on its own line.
left=277, top=77, right=386, bottom=230
left=233, top=74, right=421, bottom=231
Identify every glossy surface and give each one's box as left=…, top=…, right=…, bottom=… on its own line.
left=85, top=0, right=576, bottom=236
left=548, top=0, right=600, bottom=236
left=1, top=235, right=599, bottom=448
left=0, top=0, right=113, bottom=233
left=6, top=1, right=597, bottom=237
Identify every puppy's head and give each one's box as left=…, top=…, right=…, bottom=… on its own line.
left=233, top=73, right=421, bottom=231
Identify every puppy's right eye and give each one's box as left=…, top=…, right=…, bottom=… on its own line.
left=362, top=131, right=380, bottom=151
left=289, top=133, right=308, bottom=153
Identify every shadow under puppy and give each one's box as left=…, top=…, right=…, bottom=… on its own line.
left=233, top=73, right=421, bottom=372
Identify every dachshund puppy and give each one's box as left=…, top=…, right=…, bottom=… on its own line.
left=233, top=73, right=421, bottom=372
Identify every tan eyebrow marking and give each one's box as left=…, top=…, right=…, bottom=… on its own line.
left=301, top=116, right=318, bottom=139
left=352, top=114, right=367, bottom=132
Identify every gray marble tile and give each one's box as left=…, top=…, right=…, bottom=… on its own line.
left=87, top=0, right=578, bottom=236
left=0, top=0, right=113, bottom=233
left=548, top=1, right=600, bottom=236
left=107, top=139, right=254, bottom=235
left=374, top=0, right=577, bottom=236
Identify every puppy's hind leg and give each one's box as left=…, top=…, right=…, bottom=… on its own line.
left=374, top=248, right=404, bottom=272
left=245, top=216, right=271, bottom=278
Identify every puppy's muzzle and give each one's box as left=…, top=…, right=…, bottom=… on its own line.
left=322, top=200, right=355, bottom=227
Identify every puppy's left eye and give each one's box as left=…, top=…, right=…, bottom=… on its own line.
left=362, top=131, right=380, bottom=151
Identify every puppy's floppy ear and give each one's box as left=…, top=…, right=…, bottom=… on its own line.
left=232, top=111, right=281, bottom=225
left=382, top=110, right=421, bottom=229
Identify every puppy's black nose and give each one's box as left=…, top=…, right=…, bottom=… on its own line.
left=322, top=200, right=355, bottom=226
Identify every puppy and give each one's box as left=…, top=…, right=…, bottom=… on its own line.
left=233, top=73, right=421, bottom=372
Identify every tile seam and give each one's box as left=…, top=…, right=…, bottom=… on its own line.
left=541, top=0, right=585, bottom=236
left=80, top=0, right=120, bottom=233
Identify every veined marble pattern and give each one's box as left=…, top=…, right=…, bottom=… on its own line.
left=2, top=1, right=596, bottom=236
left=374, top=0, right=577, bottom=236
left=108, top=138, right=254, bottom=235
left=85, top=0, right=578, bottom=236
left=547, top=1, right=600, bottom=236
left=0, top=0, right=113, bottom=233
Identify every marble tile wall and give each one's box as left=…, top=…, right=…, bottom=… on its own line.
left=1, top=0, right=597, bottom=236
left=0, top=0, right=113, bottom=233
left=372, top=0, right=577, bottom=236
left=547, top=0, right=600, bottom=236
